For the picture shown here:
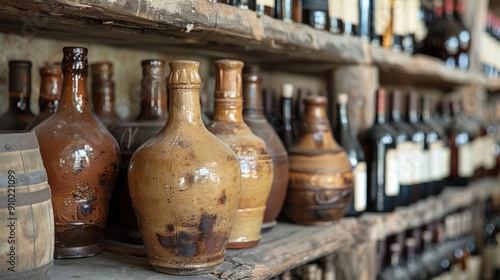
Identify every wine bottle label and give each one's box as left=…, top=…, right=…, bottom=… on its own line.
left=397, top=141, right=414, bottom=184
left=328, top=0, right=344, bottom=20
left=344, top=0, right=359, bottom=25
left=443, top=146, right=451, bottom=177
left=257, top=0, right=275, bottom=8
left=467, top=255, right=482, bottom=280
left=458, top=143, right=474, bottom=177
left=375, top=0, right=391, bottom=35
left=412, top=142, right=424, bottom=184
left=429, top=141, right=443, bottom=181
left=484, top=136, right=497, bottom=169
left=354, top=162, right=367, bottom=212
left=421, top=149, right=431, bottom=182
left=393, top=0, right=405, bottom=35
left=407, top=0, right=419, bottom=34
left=472, top=137, right=484, bottom=168
left=385, top=148, right=400, bottom=196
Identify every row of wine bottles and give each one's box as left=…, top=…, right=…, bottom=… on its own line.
left=212, top=0, right=471, bottom=67
left=482, top=11, right=500, bottom=78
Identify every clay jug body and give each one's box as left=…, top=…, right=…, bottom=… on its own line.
left=242, top=72, right=289, bottom=232
left=284, top=96, right=353, bottom=225
left=110, top=60, right=168, bottom=244
left=33, top=47, right=120, bottom=258
left=90, top=62, right=121, bottom=130
left=26, top=64, right=62, bottom=131
left=128, top=60, right=241, bottom=275
left=207, top=60, right=273, bottom=248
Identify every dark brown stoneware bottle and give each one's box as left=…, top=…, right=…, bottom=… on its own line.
left=33, top=47, right=120, bottom=258
left=284, top=96, right=354, bottom=225
left=91, top=62, right=121, bottom=130
left=242, top=71, right=289, bottom=232
left=0, top=60, right=35, bottom=130
left=110, top=59, right=168, bottom=244
left=207, top=59, right=273, bottom=248
left=128, top=60, right=241, bottom=275
left=25, top=64, right=62, bottom=131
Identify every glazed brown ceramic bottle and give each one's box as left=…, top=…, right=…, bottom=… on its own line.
left=207, top=59, right=273, bottom=248
left=33, top=47, right=120, bottom=258
left=242, top=70, right=289, bottom=232
left=284, top=96, right=353, bottom=225
left=128, top=60, right=241, bottom=275
left=110, top=59, right=168, bottom=244
left=0, top=60, right=35, bottom=130
left=90, top=62, right=120, bottom=129
left=25, top=64, right=62, bottom=131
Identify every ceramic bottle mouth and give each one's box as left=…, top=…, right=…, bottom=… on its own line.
left=62, top=47, right=88, bottom=73
left=168, top=60, right=201, bottom=89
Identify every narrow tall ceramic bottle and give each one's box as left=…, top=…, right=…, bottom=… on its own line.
left=0, top=60, right=35, bottom=130
left=128, top=60, right=241, bottom=275
left=33, top=47, right=120, bottom=258
left=242, top=70, right=289, bottom=232
left=90, top=62, right=121, bottom=129
left=207, top=59, right=273, bottom=248
left=25, top=64, right=63, bottom=130
left=284, top=96, right=354, bottom=225
left=110, top=59, right=168, bottom=244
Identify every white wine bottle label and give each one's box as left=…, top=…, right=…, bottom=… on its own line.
left=421, top=149, right=431, bottom=182
left=472, top=137, right=482, bottom=169
left=385, top=148, right=400, bottom=196
left=354, top=162, right=367, bottom=212
left=397, top=141, right=415, bottom=184
left=458, top=143, right=474, bottom=177
left=375, top=0, right=391, bottom=35
left=485, top=136, right=497, bottom=169
left=413, top=142, right=424, bottom=184
left=393, top=0, right=406, bottom=35
left=257, top=0, right=275, bottom=8
left=407, top=0, right=419, bottom=33
left=344, top=0, right=359, bottom=25
left=328, top=0, right=344, bottom=19
left=430, top=140, right=444, bottom=180
left=467, top=255, right=482, bottom=280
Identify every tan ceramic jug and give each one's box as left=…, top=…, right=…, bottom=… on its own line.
left=207, top=59, right=273, bottom=248
left=128, top=60, right=241, bottom=275
left=33, top=47, right=121, bottom=258
left=284, top=96, right=353, bottom=225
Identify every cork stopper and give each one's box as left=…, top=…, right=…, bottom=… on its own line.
left=168, top=60, right=201, bottom=88
left=376, top=88, right=387, bottom=115
left=214, top=59, right=244, bottom=99
left=336, top=93, right=348, bottom=105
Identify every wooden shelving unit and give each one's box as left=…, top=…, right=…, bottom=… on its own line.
left=50, top=179, right=499, bottom=280
left=0, top=0, right=498, bottom=89
left=2, top=1, right=500, bottom=279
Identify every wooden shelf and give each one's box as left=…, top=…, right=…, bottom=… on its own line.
left=51, top=178, right=499, bottom=280
left=0, top=0, right=491, bottom=89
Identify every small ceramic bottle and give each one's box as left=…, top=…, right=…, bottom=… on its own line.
left=207, top=59, right=273, bottom=248
left=128, top=60, right=241, bottom=275
left=242, top=70, right=289, bottom=232
left=284, top=96, right=354, bottom=225
left=25, top=64, right=63, bottom=130
left=90, top=62, right=121, bottom=129
left=33, top=47, right=120, bottom=258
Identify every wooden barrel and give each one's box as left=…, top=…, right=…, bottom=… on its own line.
left=0, top=132, right=54, bottom=280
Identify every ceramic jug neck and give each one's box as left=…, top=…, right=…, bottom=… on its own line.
left=166, top=87, right=203, bottom=126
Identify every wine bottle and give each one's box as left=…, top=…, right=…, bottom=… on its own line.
left=359, top=0, right=371, bottom=41
left=392, top=0, right=405, bottom=52
left=0, top=60, right=35, bottom=130
left=303, top=0, right=328, bottom=30
left=403, top=238, right=428, bottom=280
left=454, top=0, right=471, bottom=70
left=370, top=0, right=391, bottom=46
left=405, top=92, right=429, bottom=199
left=446, top=97, right=474, bottom=186
left=280, top=83, right=295, bottom=149
left=343, top=0, right=359, bottom=36
left=380, top=243, right=412, bottom=279
left=256, top=0, right=275, bottom=16
left=328, top=0, right=343, bottom=34
left=389, top=89, right=419, bottom=205
left=333, top=93, right=367, bottom=216
left=364, top=88, right=399, bottom=212
left=276, top=0, right=294, bottom=22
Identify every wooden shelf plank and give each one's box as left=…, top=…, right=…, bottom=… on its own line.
left=0, top=0, right=492, bottom=89
left=51, top=179, right=499, bottom=280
